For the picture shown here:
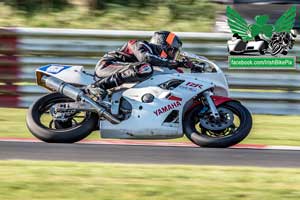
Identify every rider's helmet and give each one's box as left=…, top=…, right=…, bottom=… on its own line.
left=150, top=31, right=182, bottom=60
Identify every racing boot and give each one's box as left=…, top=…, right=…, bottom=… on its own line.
left=85, top=83, right=107, bottom=100
left=85, top=73, right=120, bottom=100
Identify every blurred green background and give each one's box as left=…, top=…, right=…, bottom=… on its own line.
left=0, top=0, right=218, bottom=31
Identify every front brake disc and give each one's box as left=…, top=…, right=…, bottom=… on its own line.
left=200, top=107, right=234, bottom=131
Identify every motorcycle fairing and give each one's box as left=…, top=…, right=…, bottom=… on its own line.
left=100, top=73, right=221, bottom=139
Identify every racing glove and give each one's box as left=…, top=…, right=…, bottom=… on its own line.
left=167, top=60, right=183, bottom=69
left=175, top=58, right=195, bottom=69
left=181, top=60, right=195, bottom=68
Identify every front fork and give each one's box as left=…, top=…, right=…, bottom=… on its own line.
left=203, top=91, right=220, bottom=119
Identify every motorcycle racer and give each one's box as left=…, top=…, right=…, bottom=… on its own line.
left=86, top=31, right=192, bottom=99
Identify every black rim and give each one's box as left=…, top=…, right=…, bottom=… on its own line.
left=35, top=96, right=91, bottom=131
left=190, top=105, right=242, bottom=139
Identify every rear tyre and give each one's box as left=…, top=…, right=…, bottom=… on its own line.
left=26, top=93, right=98, bottom=143
left=184, top=101, right=252, bottom=148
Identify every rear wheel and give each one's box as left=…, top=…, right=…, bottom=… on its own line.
left=26, top=93, right=98, bottom=143
left=184, top=101, right=252, bottom=148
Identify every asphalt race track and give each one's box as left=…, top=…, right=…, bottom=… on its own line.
left=0, top=141, right=300, bottom=167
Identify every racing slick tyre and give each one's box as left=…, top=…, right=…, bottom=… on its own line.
left=26, top=93, right=98, bottom=143
left=184, top=101, right=252, bottom=148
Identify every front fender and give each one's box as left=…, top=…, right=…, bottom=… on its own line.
left=186, top=95, right=236, bottom=112
left=212, top=96, right=234, bottom=106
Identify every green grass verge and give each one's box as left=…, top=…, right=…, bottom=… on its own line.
left=0, top=2, right=219, bottom=32
left=0, top=160, right=299, bottom=200
left=0, top=107, right=300, bottom=146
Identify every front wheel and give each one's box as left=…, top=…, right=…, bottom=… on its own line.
left=26, top=93, right=98, bottom=143
left=183, top=101, right=252, bottom=148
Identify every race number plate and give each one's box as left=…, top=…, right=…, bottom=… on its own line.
left=39, top=64, right=71, bottom=74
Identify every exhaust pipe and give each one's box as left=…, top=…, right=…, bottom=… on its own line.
left=42, top=76, right=121, bottom=124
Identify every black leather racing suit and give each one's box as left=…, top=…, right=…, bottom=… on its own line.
left=93, top=39, right=180, bottom=90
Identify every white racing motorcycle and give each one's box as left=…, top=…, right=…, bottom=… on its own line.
left=26, top=52, right=252, bottom=148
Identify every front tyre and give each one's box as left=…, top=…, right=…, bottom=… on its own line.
left=26, top=93, right=98, bottom=143
left=184, top=101, right=252, bottom=148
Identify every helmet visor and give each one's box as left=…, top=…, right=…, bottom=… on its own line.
left=167, top=46, right=181, bottom=60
